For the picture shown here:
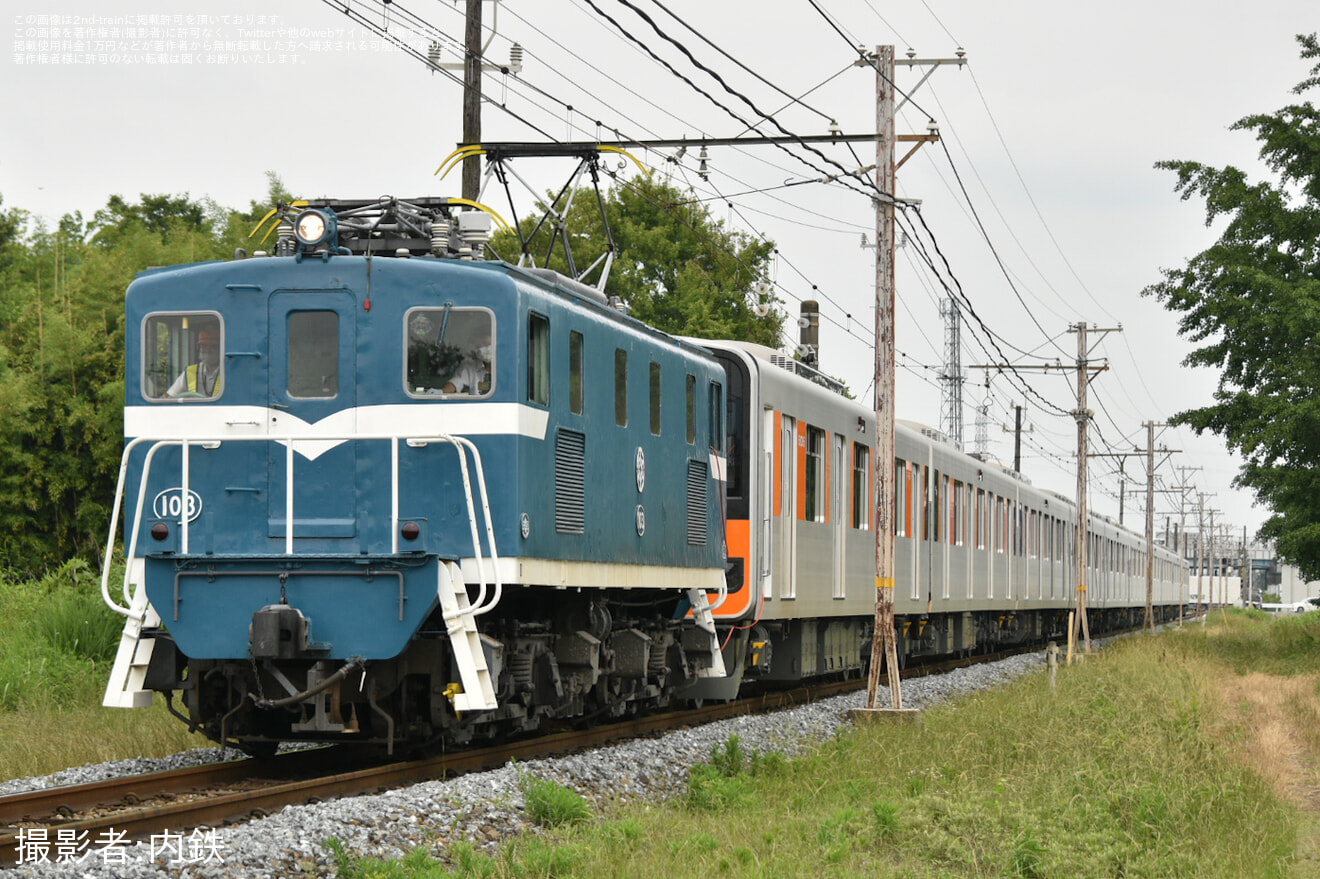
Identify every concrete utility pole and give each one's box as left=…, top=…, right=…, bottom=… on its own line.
left=1068, top=323, right=1120, bottom=659
left=1001, top=404, right=1031, bottom=473
left=1240, top=526, right=1249, bottom=606
left=1118, top=458, right=1127, bottom=526
left=1144, top=421, right=1156, bottom=630
left=1175, top=466, right=1201, bottom=619
left=971, top=325, right=1118, bottom=659
left=1193, top=493, right=1216, bottom=615
left=462, top=0, right=484, bottom=202
left=1087, top=423, right=1175, bottom=630
left=1196, top=497, right=1205, bottom=613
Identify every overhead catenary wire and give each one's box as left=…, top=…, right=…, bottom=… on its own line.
left=323, top=0, right=1169, bottom=522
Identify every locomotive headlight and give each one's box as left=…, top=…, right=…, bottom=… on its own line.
left=293, top=208, right=337, bottom=251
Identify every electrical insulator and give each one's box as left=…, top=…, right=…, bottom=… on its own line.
left=509, top=43, right=523, bottom=74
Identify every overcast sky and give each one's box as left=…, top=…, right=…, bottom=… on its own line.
left=5, top=0, right=1316, bottom=547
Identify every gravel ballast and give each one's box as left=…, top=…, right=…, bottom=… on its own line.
left=9, top=651, right=1048, bottom=877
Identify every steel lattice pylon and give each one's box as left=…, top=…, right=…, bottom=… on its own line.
left=939, top=298, right=964, bottom=447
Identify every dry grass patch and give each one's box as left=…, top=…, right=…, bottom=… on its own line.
left=1214, top=672, right=1320, bottom=876
left=1217, top=673, right=1320, bottom=809
left=0, top=698, right=205, bottom=781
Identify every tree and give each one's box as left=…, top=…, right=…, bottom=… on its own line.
left=0, top=192, right=239, bottom=574
left=1143, top=34, right=1320, bottom=577
left=490, top=172, right=784, bottom=348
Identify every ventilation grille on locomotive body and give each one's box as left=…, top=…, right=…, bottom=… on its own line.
left=554, top=429, right=586, bottom=534
left=687, top=459, right=708, bottom=546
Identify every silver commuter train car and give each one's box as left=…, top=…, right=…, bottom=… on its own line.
left=689, top=340, right=1185, bottom=699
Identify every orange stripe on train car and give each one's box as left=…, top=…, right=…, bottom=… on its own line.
left=685, top=518, right=753, bottom=621
left=714, top=518, right=754, bottom=618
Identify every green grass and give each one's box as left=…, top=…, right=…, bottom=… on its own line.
left=519, top=768, right=593, bottom=828
left=0, top=559, right=205, bottom=779
left=331, top=612, right=1317, bottom=878
left=6, top=569, right=1318, bottom=877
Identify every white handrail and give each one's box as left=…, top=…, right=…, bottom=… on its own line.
left=452, top=436, right=503, bottom=616
left=101, top=432, right=505, bottom=620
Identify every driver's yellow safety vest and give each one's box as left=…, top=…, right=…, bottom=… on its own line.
left=186, top=364, right=223, bottom=396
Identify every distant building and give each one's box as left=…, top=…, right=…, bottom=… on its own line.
left=1180, top=538, right=1317, bottom=608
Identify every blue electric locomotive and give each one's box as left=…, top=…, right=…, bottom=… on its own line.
left=102, top=197, right=729, bottom=753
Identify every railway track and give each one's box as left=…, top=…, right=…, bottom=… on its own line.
left=1, top=633, right=1106, bottom=869
left=0, top=676, right=869, bottom=867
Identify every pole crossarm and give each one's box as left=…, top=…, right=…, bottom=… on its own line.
left=572, top=133, right=938, bottom=148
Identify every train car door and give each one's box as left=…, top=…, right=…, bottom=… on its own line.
left=832, top=434, right=846, bottom=599
left=267, top=291, right=358, bottom=541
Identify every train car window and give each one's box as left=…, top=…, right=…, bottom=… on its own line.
left=897, top=460, right=911, bottom=537
left=994, top=496, right=1004, bottom=554
left=931, top=471, right=942, bottom=543
left=952, top=479, right=964, bottom=546
left=685, top=374, right=696, bottom=444
left=649, top=361, right=662, bottom=435
left=405, top=307, right=493, bottom=396
left=976, top=488, right=986, bottom=549
left=569, top=331, right=584, bottom=415
left=528, top=312, right=550, bottom=405
left=710, top=381, right=724, bottom=452
left=804, top=426, right=825, bottom=523
left=709, top=355, right=744, bottom=513
left=964, top=483, right=974, bottom=547
left=143, top=312, right=224, bottom=401
left=921, top=466, right=930, bottom=541
left=614, top=349, right=628, bottom=426
left=851, top=443, right=870, bottom=530
left=288, top=311, right=338, bottom=398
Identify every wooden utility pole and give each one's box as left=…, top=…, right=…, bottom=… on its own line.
left=854, top=45, right=960, bottom=715
left=866, top=44, right=903, bottom=711
left=462, top=0, right=484, bottom=201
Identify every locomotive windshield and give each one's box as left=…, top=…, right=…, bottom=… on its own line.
left=288, top=310, right=339, bottom=398
left=142, top=312, right=224, bottom=401
left=406, top=307, right=494, bottom=397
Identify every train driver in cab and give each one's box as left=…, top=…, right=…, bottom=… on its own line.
left=442, top=332, right=492, bottom=395
left=166, top=327, right=223, bottom=398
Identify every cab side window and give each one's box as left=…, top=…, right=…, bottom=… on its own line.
left=528, top=313, right=550, bottom=405
left=143, top=312, right=224, bottom=402
left=406, top=307, right=494, bottom=397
